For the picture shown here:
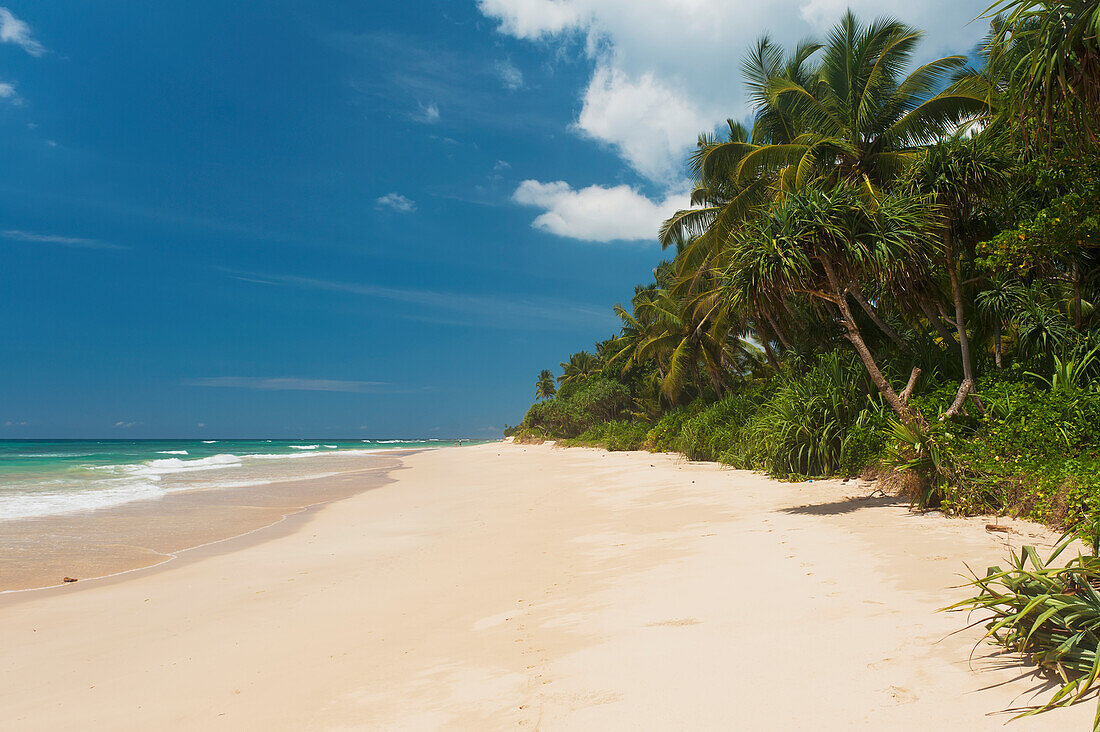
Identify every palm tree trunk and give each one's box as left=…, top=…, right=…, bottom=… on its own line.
left=847, top=284, right=912, bottom=353
left=993, top=320, right=1003, bottom=369
left=756, top=321, right=780, bottom=368
left=1073, top=259, right=1083, bottom=330
left=943, top=237, right=984, bottom=418
left=764, top=309, right=792, bottom=352
left=823, top=259, right=921, bottom=425
left=917, top=296, right=958, bottom=353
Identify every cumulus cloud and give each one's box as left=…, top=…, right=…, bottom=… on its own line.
left=375, top=192, right=417, bottom=213
left=576, top=66, right=709, bottom=182
left=479, top=0, right=987, bottom=182
left=0, top=7, right=44, bottom=56
left=512, top=179, right=688, bottom=242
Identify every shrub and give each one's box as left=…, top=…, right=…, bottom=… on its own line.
left=570, top=378, right=633, bottom=423
left=678, top=390, right=765, bottom=463
left=605, top=421, right=650, bottom=451
left=743, top=352, right=879, bottom=477
left=522, top=398, right=585, bottom=437
left=644, top=401, right=705, bottom=452
left=560, top=420, right=650, bottom=451
left=885, top=374, right=1100, bottom=522
left=949, top=537, right=1100, bottom=725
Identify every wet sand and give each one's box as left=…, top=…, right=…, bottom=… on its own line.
left=0, top=452, right=407, bottom=592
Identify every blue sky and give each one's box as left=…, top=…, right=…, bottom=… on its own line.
left=0, top=1, right=986, bottom=438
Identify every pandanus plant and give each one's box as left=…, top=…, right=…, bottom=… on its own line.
left=950, top=535, right=1100, bottom=730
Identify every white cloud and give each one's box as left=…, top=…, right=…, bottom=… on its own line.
left=479, top=0, right=987, bottom=183
left=185, top=377, right=392, bottom=393
left=414, top=101, right=440, bottom=123
left=494, top=59, right=525, bottom=90
left=477, top=0, right=583, bottom=38
left=375, top=192, right=417, bottom=213
left=0, top=7, right=44, bottom=56
left=114, top=421, right=137, bottom=428
left=513, top=179, right=688, bottom=242
left=576, top=66, right=709, bottom=182
left=0, top=81, right=20, bottom=105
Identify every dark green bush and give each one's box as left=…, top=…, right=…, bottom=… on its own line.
left=570, top=378, right=633, bottom=423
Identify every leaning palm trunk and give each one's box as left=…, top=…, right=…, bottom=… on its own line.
left=848, top=284, right=913, bottom=353
left=822, top=259, right=923, bottom=425
left=764, top=308, right=792, bottom=352
left=917, top=295, right=960, bottom=354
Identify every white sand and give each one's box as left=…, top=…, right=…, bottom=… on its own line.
left=0, top=442, right=1090, bottom=729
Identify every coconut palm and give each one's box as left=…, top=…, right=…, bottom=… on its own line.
left=535, top=370, right=557, bottom=400
left=678, top=12, right=989, bottom=209
left=633, top=290, right=735, bottom=402
left=557, top=351, right=600, bottom=386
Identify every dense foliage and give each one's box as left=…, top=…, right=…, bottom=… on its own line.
left=511, top=5, right=1100, bottom=720
left=516, top=9, right=1099, bottom=524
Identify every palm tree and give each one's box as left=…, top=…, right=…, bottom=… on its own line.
left=976, top=276, right=1025, bottom=368
left=558, top=351, right=599, bottom=386
left=628, top=289, right=738, bottom=402
left=669, top=12, right=989, bottom=216
left=535, top=370, right=557, bottom=400
left=905, top=134, right=1008, bottom=416
left=1016, top=283, right=1071, bottom=364
left=984, top=0, right=1100, bottom=147
left=729, top=185, right=932, bottom=423
left=657, top=12, right=990, bottom=393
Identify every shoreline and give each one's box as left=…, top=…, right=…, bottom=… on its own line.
left=0, top=442, right=1090, bottom=729
left=0, top=450, right=417, bottom=593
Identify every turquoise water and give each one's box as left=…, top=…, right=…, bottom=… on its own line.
left=0, top=439, right=483, bottom=520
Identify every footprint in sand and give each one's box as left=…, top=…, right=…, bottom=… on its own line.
left=879, top=685, right=917, bottom=705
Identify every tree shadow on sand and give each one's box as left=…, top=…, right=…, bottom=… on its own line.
left=781, top=493, right=902, bottom=516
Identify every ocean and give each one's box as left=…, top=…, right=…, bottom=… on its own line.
left=0, top=439, right=476, bottom=521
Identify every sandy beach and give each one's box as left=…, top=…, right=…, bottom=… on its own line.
left=0, top=442, right=1090, bottom=730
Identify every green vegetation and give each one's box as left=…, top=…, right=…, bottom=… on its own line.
left=950, top=536, right=1100, bottom=728
left=514, top=5, right=1100, bottom=719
